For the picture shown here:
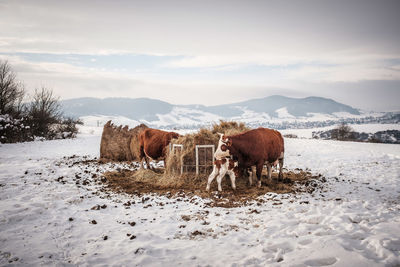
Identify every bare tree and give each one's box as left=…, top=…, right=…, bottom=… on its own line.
left=28, top=87, right=62, bottom=136
left=332, top=122, right=354, bottom=141
left=0, top=61, right=80, bottom=142
left=0, top=60, right=25, bottom=116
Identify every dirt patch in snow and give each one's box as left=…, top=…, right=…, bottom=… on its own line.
left=57, top=155, right=324, bottom=208
left=101, top=168, right=324, bottom=208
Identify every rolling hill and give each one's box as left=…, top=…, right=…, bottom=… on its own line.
left=61, top=95, right=362, bottom=127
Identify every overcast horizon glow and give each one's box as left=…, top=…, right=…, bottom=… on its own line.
left=0, top=0, right=399, bottom=111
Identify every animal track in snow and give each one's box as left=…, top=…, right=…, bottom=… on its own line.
left=303, top=257, right=337, bottom=266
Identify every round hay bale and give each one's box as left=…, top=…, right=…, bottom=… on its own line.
left=100, top=121, right=132, bottom=162
left=99, top=121, right=148, bottom=162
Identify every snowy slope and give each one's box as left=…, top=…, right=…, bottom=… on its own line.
left=150, top=107, right=223, bottom=127
left=61, top=95, right=378, bottom=128
left=275, top=107, right=296, bottom=119
left=80, top=115, right=141, bottom=128
left=281, top=123, right=400, bottom=139
left=79, top=110, right=383, bottom=130
left=0, top=134, right=400, bottom=266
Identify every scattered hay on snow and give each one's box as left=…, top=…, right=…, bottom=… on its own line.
left=102, top=168, right=324, bottom=208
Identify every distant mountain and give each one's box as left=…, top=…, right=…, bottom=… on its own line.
left=61, top=97, right=173, bottom=121
left=230, top=95, right=360, bottom=117
left=201, top=95, right=360, bottom=118
left=61, top=95, right=361, bottom=127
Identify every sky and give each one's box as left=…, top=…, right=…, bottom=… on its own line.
left=0, top=0, right=399, bottom=111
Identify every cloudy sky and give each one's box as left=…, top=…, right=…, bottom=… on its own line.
left=0, top=0, right=399, bottom=111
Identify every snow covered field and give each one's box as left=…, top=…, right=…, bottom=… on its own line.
left=280, top=123, right=400, bottom=139
left=1, top=132, right=400, bottom=266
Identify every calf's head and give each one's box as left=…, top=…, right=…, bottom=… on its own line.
left=214, top=133, right=231, bottom=159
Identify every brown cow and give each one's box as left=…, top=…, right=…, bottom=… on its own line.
left=139, top=128, right=180, bottom=169
left=217, top=128, right=284, bottom=187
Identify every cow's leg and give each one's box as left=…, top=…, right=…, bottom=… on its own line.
left=249, top=166, right=256, bottom=186
left=216, top=166, right=228, bottom=192
left=227, top=170, right=236, bottom=191
left=216, top=173, right=224, bottom=192
left=256, top=162, right=263, bottom=188
left=278, top=157, right=284, bottom=180
left=149, top=158, right=156, bottom=171
left=142, top=150, right=154, bottom=171
left=139, top=145, right=152, bottom=170
left=206, top=165, right=219, bottom=191
left=247, top=168, right=253, bottom=186
left=267, top=163, right=272, bottom=182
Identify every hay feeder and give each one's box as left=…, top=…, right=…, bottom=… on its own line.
left=165, top=121, right=250, bottom=176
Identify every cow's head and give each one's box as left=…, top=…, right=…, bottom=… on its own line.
left=168, top=132, right=180, bottom=140
left=219, top=132, right=232, bottom=150
left=214, top=132, right=231, bottom=159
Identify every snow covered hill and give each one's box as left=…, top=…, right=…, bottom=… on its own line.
left=61, top=95, right=374, bottom=128
left=1, top=132, right=400, bottom=266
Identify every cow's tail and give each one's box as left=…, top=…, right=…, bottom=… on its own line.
left=139, top=142, right=146, bottom=169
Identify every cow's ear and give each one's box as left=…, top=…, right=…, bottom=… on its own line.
left=226, top=138, right=232, bottom=146
left=221, top=134, right=228, bottom=142
left=217, top=132, right=224, bottom=138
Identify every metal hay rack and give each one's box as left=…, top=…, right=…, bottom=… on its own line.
left=169, top=143, right=215, bottom=175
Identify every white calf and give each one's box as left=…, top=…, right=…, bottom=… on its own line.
left=206, top=158, right=238, bottom=192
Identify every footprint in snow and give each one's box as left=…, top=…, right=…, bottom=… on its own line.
left=303, top=257, right=337, bottom=266
left=382, top=239, right=400, bottom=251
left=298, top=238, right=313, bottom=246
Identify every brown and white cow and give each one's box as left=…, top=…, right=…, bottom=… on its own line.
left=206, top=157, right=239, bottom=192
left=139, top=128, right=180, bottom=169
left=217, top=128, right=284, bottom=187
left=206, top=134, right=254, bottom=192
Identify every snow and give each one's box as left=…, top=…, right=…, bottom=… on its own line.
left=152, top=107, right=222, bottom=127
left=1, top=133, right=400, bottom=266
left=80, top=115, right=140, bottom=128
left=281, top=123, right=400, bottom=139
left=276, top=107, right=296, bottom=119
left=77, top=106, right=308, bottom=129
left=231, top=106, right=272, bottom=123
left=77, top=109, right=390, bottom=129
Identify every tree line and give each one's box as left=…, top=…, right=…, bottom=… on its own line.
left=0, top=60, right=81, bottom=143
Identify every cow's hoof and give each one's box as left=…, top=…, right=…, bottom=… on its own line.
left=206, top=186, right=210, bottom=191
left=257, top=181, right=262, bottom=188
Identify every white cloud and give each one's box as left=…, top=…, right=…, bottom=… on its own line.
left=0, top=0, right=399, bottom=110
left=287, top=64, right=400, bottom=83
left=1, top=1, right=399, bottom=59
